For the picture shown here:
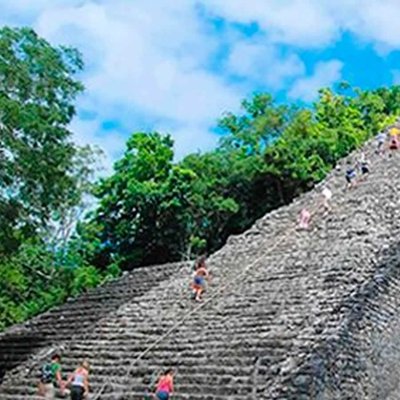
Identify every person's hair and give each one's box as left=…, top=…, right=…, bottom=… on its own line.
left=196, top=255, right=206, bottom=269
left=51, top=354, right=61, bottom=362
left=81, top=360, right=90, bottom=371
left=164, top=368, right=174, bottom=375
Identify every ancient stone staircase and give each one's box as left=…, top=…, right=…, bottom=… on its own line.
left=1, top=136, right=400, bottom=399
left=0, top=262, right=185, bottom=384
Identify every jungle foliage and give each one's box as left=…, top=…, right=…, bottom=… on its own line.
left=0, top=27, right=119, bottom=331
left=80, top=87, right=400, bottom=269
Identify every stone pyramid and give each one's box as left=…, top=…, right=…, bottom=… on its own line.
left=1, top=135, right=400, bottom=399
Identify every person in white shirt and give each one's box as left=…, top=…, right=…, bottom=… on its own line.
left=321, top=187, right=332, bottom=211
left=376, top=131, right=386, bottom=154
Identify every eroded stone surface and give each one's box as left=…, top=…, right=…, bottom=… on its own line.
left=0, top=137, right=400, bottom=399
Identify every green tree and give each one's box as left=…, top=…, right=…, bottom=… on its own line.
left=78, top=85, right=400, bottom=272
left=84, top=132, right=187, bottom=268
left=0, top=27, right=84, bottom=255
left=0, top=239, right=120, bottom=331
left=0, top=27, right=119, bottom=332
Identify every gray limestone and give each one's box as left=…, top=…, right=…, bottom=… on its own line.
left=0, top=136, right=400, bottom=399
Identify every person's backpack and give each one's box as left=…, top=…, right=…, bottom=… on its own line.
left=40, top=363, right=53, bottom=384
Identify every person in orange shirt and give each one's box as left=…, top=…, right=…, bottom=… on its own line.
left=155, top=369, right=174, bottom=400
left=191, top=256, right=209, bottom=302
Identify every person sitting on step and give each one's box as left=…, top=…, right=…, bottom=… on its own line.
left=298, top=208, right=311, bottom=230
left=155, top=369, right=174, bottom=400
left=65, top=360, right=90, bottom=400
left=191, top=255, right=209, bottom=302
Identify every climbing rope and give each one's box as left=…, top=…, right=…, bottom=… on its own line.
left=91, top=199, right=335, bottom=399
left=82, top=139, right=396, bottom=399
left=108, top=169, right=386, bottom=399
left=38, top=141, right=388, bottom=400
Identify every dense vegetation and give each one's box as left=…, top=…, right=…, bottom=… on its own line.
left=0, top=27, right=119, bottom=331
left=78, top=86, right=399, bottom=269
left=1, top=27, right=400, bottom=330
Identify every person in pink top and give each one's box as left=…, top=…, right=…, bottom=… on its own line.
left=155, top=369, right=174, bottom=400
left=298, top=208, right=311, bottom=230
left=65, top=360, right=90, bottom=400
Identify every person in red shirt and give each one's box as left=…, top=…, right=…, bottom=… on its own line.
left=155, top=369, right=174, bottom=400
left=390, top=135, right=399, bottom=150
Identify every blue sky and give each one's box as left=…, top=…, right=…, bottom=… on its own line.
left=2, top=0, right=400, bottom=173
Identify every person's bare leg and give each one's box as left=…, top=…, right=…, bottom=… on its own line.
left=196, top=288, right=204, bottom=302
left=44, top=384, right=55, bottom=400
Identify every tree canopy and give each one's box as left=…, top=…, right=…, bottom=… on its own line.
left=0, top=27, right=118, bottom=331
left=79, top=86, right=400, bottom=270
left=0, top=27, right=86, bottom=255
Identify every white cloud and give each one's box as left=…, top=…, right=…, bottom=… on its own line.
left=202, top=0, right=400, bottom=50
left=343, top=1, right=400, bottom=50
left=70, top=117, right=127, bottom=176
left=32, top=1, right=240, bottom=161
left=3, top=0, right=400, bottom=173
left=169, top=125, right=220, bottom=160
left=0, top=0, right=82, bottom=26
left=289, top=60, right=343, bottom=101
left=0, top=0, right=243, bottom=170
left=201, top=0, right=340, bottom=47
left=228, top=41, right=305, bottom=88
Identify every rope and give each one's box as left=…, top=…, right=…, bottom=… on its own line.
left=91, top=201, right=330, bottom=400
left=90, top=140, right=390, bottom=400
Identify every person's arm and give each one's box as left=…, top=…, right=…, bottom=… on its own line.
left=155, top=376, right=162, bottom=392
left=201, top=267, right=209, bottom=278
left=65, top=371, right=75, bottom=387
left=206, top=268, right=211, bottom=282
left=84, top=373, right=89, bottom=396
left=55, top=368, right=64, bottom=393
